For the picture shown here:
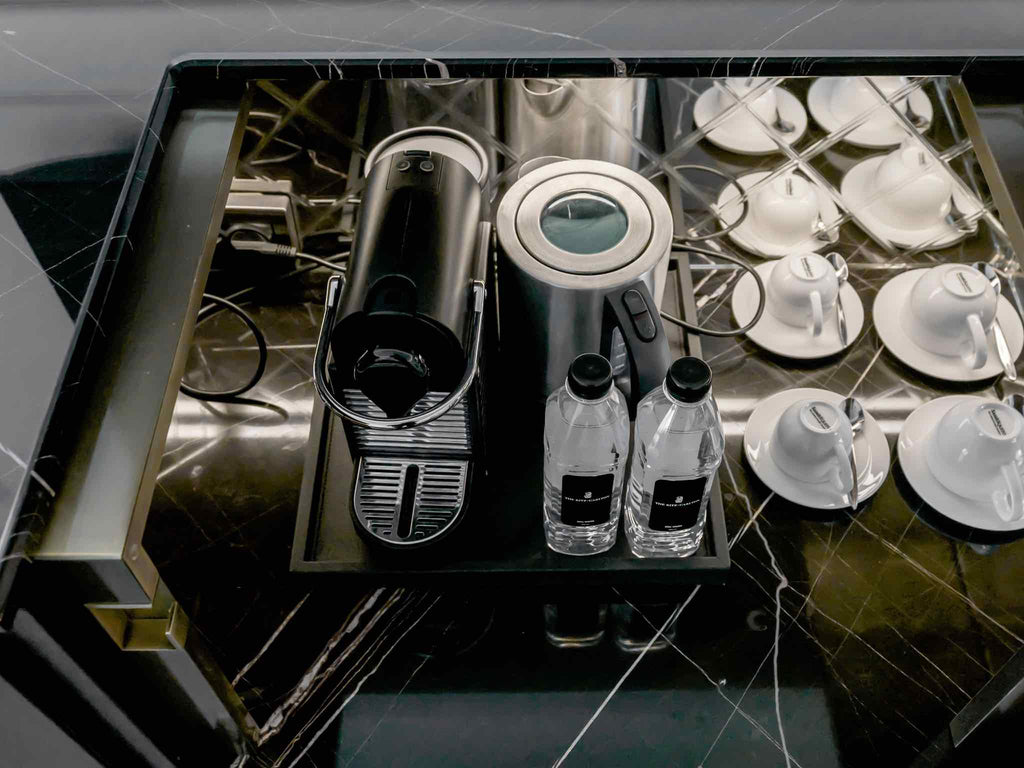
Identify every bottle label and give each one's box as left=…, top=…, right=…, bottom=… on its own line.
left=648, top=477, right=707, bottom=532
left=560, top=473, right=614, bottom=526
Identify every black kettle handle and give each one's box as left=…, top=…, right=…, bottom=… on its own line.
left=601, top=279, right=672, bottom=410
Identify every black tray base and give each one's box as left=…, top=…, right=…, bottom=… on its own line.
left=291, top=260, right=731, bottom=593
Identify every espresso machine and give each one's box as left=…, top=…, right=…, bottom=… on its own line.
left=313, top=129, right=490, bottom=549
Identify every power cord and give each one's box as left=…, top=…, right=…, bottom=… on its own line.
left=229, top=237, right=347, bottom=273
left=179, top=294, right=269, bottom=401
left=660, top=244, right=766, bottom=338
left=663, top=164, right=750, bottom=242
left=180, top=235, right=349, bottom=402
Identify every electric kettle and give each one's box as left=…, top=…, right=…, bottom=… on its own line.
left=495, top=158, right=674, bottom=405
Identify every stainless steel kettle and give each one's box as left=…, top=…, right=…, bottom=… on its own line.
left=495, top=158, right=674, bottom=404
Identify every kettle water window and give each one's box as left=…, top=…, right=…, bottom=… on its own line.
left=539, top=191, right=629, bottom=255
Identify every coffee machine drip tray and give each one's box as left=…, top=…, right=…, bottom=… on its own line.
left=342, top=387, right=474, bottom=547
left=354, top=457, right=469, bottom=545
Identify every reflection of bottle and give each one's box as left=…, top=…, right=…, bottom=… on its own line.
left=624, top=358, right=724, bottom=558
left=543, top=354, right=630, bottom=555
left=611, top=602, right=679, bottom=653
left=544, top=603, right=608, bottom=649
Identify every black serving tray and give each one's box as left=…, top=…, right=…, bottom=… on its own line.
left=291, top=256, right=731, bottom=591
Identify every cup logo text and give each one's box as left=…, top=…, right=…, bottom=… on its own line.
left=808, top=405, right=833, bottom=430
left=954, top=270, right=973, bottom=295
left=986, top=408, right=1008, bottom=436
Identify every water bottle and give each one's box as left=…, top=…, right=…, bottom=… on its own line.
left=624, top=357, right=724, bottom=558
left=543, top=353, right=630, bottom=555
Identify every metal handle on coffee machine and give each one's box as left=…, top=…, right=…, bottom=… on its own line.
left=314, top=276, right=486, bottom=430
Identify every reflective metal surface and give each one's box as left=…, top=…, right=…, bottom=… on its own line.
left=504, top=79, right=648, bottom=169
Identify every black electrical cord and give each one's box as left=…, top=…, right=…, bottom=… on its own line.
left=650, top=163, right=750, bottom=242
left=179, top=294, right=269, bottom=402
left=225, top=229, right=348, bottom=274
left=660, top=244, right=767, bottom=338
left=271, top=248, right=348, bottom=273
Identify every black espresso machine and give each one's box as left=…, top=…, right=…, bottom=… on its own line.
left=311, top=126, right=682, bottom=553
left=313, top=128, right=491, bottom=549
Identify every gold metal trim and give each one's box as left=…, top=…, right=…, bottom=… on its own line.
left=951, top=78, right=1024, bottom=257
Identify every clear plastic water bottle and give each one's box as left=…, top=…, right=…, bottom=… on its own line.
left=543, top=354, right=630, bottom=555
left=624, top=357, right=724, bottom=558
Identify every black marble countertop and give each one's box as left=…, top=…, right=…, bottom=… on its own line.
left=142, top=71, right=1024, bottom=767
left=4, top=2, right=1024, bottom=766
left=4, top=0, right=1024, bottom=547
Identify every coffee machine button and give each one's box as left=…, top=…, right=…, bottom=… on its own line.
left=622, top=288, right=648, bottom=315
left=395, top=159, right=412, bottom=172
left=632, top=310, right=657, bottom=342
left=419, top=160, right=435, bottom=172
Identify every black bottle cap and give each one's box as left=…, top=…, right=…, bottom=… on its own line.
left=666, top=357, right=712, bottom=403
left=567, top=353, right=613, bottom=400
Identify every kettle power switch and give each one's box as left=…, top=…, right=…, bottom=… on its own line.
left=631, top=310, right=657, bottom=341
left=622, top=288, right=657, bottom=341
left=622, top=288, right=648, bottom=315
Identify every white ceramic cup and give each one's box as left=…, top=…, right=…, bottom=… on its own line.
left=716, top=78, right=777, bottom=133
left=829, top=75, right=909, bottom=128
left=750, top=174, right=820, bottom=246
left=771, top=399, right=855, bottom=494
left=766, top=252, right=840, bottom=336
left=926, top=400, right=1024, bottom=522
left=871, top=143, right=952, bottom=229
left=899, top=264, right=997, bottom=369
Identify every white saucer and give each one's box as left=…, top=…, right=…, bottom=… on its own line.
left=694, top=86, right=808, bottom=155
left=744, top=388, right=890, bottom=510
left=841, top=155, right=982, bottom=249
left=715, top=171, right=842, bottom=259
left=731, top=262, right=864, bottom=359
left=898, top=395, right=1024, bottom=533
left=873, top=269, right=1024, bottom=382
left=807, top=78, right=934, bottom=148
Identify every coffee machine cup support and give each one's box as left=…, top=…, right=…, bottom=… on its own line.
left=314, top=275, right=487, bottom=430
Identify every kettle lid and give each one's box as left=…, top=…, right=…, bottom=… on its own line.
left=498, top=159, right=673, bottom=284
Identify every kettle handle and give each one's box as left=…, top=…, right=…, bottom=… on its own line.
left=601, top=280, right=673, bottom=408
left=313, top=275, right=486, bottom=430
